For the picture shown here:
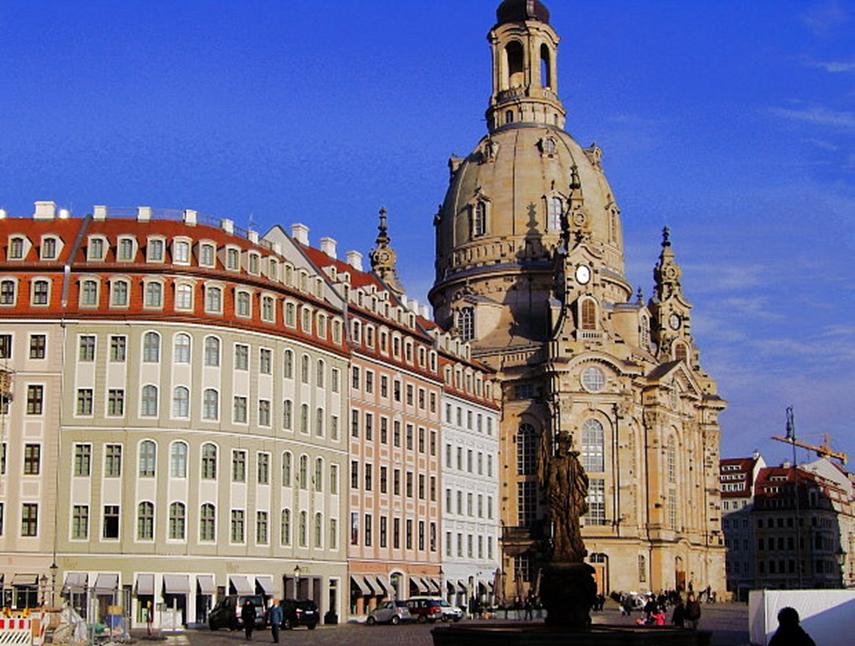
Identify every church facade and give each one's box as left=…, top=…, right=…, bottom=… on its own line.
left=429, top=0, right=727, bottom=596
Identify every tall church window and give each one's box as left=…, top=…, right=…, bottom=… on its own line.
left=667, top=436, right=677, bottom=484
left=540, top=44, right=552, bottom=88
left=548, top=196, right=563, bottom=231
left=668, top=490, right=678, bottom=529
left=585, top=479, right=606, bottom=525
left=517, top=481, right=537, bottom=527
left=516, top=423, right=536, bottom=475
left=674, top=342, right=687, bottom=362
left=581, top=299, right=597, bottom=330
left=505, top=110, right=514, bottom=124
left=581, top=419, right=605, bottom=472
left=505, top=41, right=524, bottom=88
left=458, top=307, right=474, bottom=342
left=473, top=202, right=487, bottom=238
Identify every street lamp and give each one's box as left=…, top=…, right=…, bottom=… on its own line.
left=293, top=565, right=301, bottom=598
left=49, top=562, right=58, bottom=608
left=39, top=575, right=48, bottom=607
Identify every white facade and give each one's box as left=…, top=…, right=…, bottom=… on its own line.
left=440, top=392, right=500, bottom=609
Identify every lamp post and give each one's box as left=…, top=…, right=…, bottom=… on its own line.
left=293, top=565, right=301, bottom=599
left=786, top=406, right=804, bottom=589
left=39, top=575, right=48, bottom=607
left=49, top=562, right=58, bottom=608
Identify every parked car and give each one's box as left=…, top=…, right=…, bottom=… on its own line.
left=280, top=599, right=319, bottom=630
left=208, top=595, right=267, bottom=630
left=366, top=600, right=413, bottom=625
left=405, top=598, right=443, bottom=623
left=437, top=599, right=464, bottom=622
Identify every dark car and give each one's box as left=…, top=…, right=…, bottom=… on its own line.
left=208, top=595, right=267, bottom=630
left=280, top=599, right=319, bottom=630
left=405, top=598, right=442, bottom=623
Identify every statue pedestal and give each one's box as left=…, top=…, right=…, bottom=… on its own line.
left=540, top=561, right=597, bottom=629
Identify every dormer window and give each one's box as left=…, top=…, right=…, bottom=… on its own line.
left=147, top=237, right=165, bottom=263
left=144, top=280, right=163, bottom=309
left=284, top=265, right=293, bottom=285
left=110, top=279, right=129, bottom=307
left=199, top=242, right=216, bottom=268
left=261, top=295, right=275, bottom=323
left=173, top=240, right=190, bottom=265
left=248, top=252, right=260, bottom=275
left=299, top=271, right=307, bottom=292
left=32, top=279, right=50, bottom=305
left=117, top=237, right=135, bottom=262
left=429, top=351, right=437, bottom=372
left=458, top=307, right=474, bottom=342
left=87, top=237, right=106, bottom=261
left=332, top=319, right=342, bottom=344
left=351, top=320, right=361, bottom=345
left=267, top=258, right=278, bottom=281
left=0, top=279, right=17, bottom=305
left=175, top=283, right=193, bottom=310
left=316, top=314, right=327, bottom=339
left=405, top=340, right=413, bottom=363
left=236, top=290, right=251, bottom=318
left=79, top=279, right=98, bottom=307
left=41, top=237, right=58, bottom=261
left=284, top=301, right=296, bottom=327
left=8, top=236, right=26, bottom=260
left=379, top=330, right=388, bottom=353
left=301, top=307, right=312, bottom=333
left=365, top=325, right=375, bottom=348
left=205, top=285, right=223, bottom=314
left=392, top=335, right=401, bottom=358
left=225, top=246, right=240, bottom=271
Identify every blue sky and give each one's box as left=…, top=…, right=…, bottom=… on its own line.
left=1, top=0, right=853, bottom=464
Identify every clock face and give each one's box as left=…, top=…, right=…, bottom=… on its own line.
left=575, top=265, right=591, bottom=285
left=669, top=313, right=681, bottom=330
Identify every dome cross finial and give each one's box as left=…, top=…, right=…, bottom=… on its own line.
left=662, top=226, right=671, bottom=247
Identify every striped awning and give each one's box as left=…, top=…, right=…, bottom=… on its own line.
left=412, top=577, right=428, bottom=594
left=350, top=575, right=369, bottom=596
left=375, top=575, right=391, bottom=595
left=256, top=576, right=274, bottom=595
left=63, top=573, right=88, bottom=592
left=197, top=575, right=216, bottom=596
left=163, top=574, right=190, bottom=594
left=457, top=580, right=467, bottom=594
left=136, top=574, right=155, bottom=596
left=429, top=577, right=442, bottom=594
left=229, top=575, right=253, bottom=595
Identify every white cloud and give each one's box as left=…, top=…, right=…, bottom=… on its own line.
left=807, top=59, right=855, bottom=73
left=768, top=105, right=855, bottom=129
left=802, top=2, right=850, bottom=36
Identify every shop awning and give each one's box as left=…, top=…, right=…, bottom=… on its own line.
left=457, top=580, right=468, bottom=594
left=429, top=578, right=442, bottom=594
left=11, top=574, right=38, bottom=586
left=375, top=575, right=391, bottom=595
left=197, top=575, right=216, bottom=596
left=487, top=581, right=494, bottom=591
left=369, top=575, right=387, bottom=596
left=446, top=580, right=455, bottom=592
left=63, top=572, right=88, bottom=592
left=350, top=575, right=368, bottom=596
left=163, top=574, right=190, bottom=595
left=255, top=576, right=274, bottom=595
left=136, top=574, right=155, bottom=596
left=364, top=576, right=379, bottom=595
left=94, top=573, right=119, bottom=594
left=229, top=575, right=253, bottom=595
left=412, top=576, right=428, bottom=594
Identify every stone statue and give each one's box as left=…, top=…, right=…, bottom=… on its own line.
left=546, top=431, right=588, bottom=563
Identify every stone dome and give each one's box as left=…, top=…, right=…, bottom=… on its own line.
left=434, top=123, right=629, bottom=296
left=496, top=0, right=550, bottom=25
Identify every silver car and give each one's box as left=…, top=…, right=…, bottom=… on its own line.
left=366, top=600, right=413, bottom=625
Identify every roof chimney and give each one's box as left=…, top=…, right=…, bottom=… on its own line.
left=346, top=250, right=363, bottom=271
left=782, top=460, right=792, bottom=469
left=421, top=304, right=431, bottom=319
left=752, top=449, right=760, bottom=461
left=319, top=237, right=337, bottom=259
left=409, top=297, right=419, bottom=313
left=291, top=223, right=309, bottom=245
left=33, top=201, right=57, bottom=220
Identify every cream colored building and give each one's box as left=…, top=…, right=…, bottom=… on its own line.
left=429, top=0, right=726, bottom=597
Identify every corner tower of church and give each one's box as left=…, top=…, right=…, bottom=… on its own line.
left=430, top=0, right=726, bottom=599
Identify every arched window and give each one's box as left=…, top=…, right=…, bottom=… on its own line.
left=667, top=436, right=677, bottom=484
left=137, top=501, right=154, bottom=540
left=316, top=360, right=325, bottom=387
left=581, top=419, right=605, bottom=472
left=300, top=404, right=309, bottom=434
left=300, top=354, right=309, bottom=383
left=581, top=299, right=597, bottom=330
left=314, top=457, right=323, bottom=493
left=143, top=332, right=160, bottom=362
left=201, top=443, right=217, bottom=479
left=172, top=387, right=189, bottom=418
left=175, top=283, right=193, bottom=310
left=284, top=350, right=294, bottom=379
left=170, top=442, right=188, bottom=478
left=141, top=385, right=158, bottom=417
left=473, top=202, right=487, bottom=238
left=458, top=307, right=474, bottom=342
left=79, top=279, right=97, bottom=306
left=505, top=110, right=514, bottom=124
left=299, top=455, right=308, bottom=489
left=548, top=196, right=563, bottom=231
left=168, top=502, right=186, bottom=540
left=282, top=451, right=293, bottom=486
left=174, top=333, right=191, bottom=363
left=298, top=511, right=308, bottom=547
left=505, top=41, right=524, bottom=88
left=516, top=424, right=536, bottom=475
left=540, top=44, right=552, bottom=88
left=281, top=509, right=291, bottom=546
left=315, top=407, right=324, bottom=437
left=205, top=285, right=222, bottom=313
left=110, top=279, right=129, bottom=307
left=200, top=503, right=216, bottom=542
left=144, top=281, right=162, bottom=308
left=204, top=337, right=220, bottom=366
left=674, top=342, right=688, bottom=362
left=139, top=440, right=157, bottom=476
left=203, top=388, right=219, bottom=420
left=314, top=512, right=323, bottom=548
left=283, top=399, right=293, bottom=430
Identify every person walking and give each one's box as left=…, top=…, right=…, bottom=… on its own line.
left=671, top=596, right=685, bottom=628
left=768, top=607, right=816, bottom=646
left=268, top=600, right=283, bottom=644
left=145, top=601, right=154, bottom=637
left=685, top=593, right=701, bottom=630
left=241, top=599, right=256, bottom=641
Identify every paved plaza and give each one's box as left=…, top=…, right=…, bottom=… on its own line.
left=166, top=604, right=750, bottom=646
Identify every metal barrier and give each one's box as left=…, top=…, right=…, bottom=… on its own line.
left=0, top=614, right=44, bottom=646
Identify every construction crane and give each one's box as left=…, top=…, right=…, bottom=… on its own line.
left=771, top=431, right=848, bottom=465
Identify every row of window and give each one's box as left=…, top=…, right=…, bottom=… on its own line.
left=444, top=403, right=495, bottom=435
left=67, top=500, right=336, bottom=549
left=444, top=444, right=494, bottom=478
left=349, top=513, right=436, bottom=553
left=351, top=367, right=437, bottom=412
left=444, top=530, right=495, bottom=561
left=351, top=412, right=437, bottom=453
left=350, top=319, right=437, bottom=373
left=350, top=461, right=437, bottom=502
left=444, top=488, right=494, bottom=520
left=516, top=478, right=606, bottom=527
left=70, top=441, right=339, bottom=492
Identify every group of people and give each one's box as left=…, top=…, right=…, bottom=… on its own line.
left=615, top=590, right=702, bottom=629
left=240, top=599, right=283, bottom=643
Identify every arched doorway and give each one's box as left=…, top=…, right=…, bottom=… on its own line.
left=675, top=556, right=686, bottom=592
left=589, top=553, right=608, bottom=595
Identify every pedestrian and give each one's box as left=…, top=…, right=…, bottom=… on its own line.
left=620, top=595, right=633, bottom=617
left=523, top=594, right=533, bottom=621
left=241, top=599, right=256, bottom=641
left=268, top=599, right=283, bottom=644
left=768, top=607, right=816, bottom=646
left=145, top=601, right=154, bottom=637
left=685, top=593, right=701, bottom=630
left=671, top=596, right=685, bottom=628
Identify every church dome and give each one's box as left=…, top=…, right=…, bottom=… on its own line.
left=434, top=123, right=628, bottom=295
left=496, top=0, right=550, bottom=25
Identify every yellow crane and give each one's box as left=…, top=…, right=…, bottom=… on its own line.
left=771, top=432, right=848, bottom=465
